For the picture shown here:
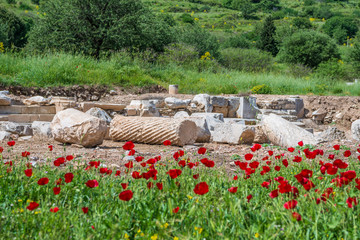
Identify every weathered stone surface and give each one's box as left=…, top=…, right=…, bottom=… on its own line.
left=149, top=99, right=165, bottom=108
left=110, top=116, right=197, bottom=146
left=31, top=121, right=52, bottom=138
left=351, top=119, right=360, bottom=141
left=164, top=97, right=191, bottom=109
left=51, top=108, right=107, bottom=147
left=210, top=96, right=228, bottom=107
left=227, top=97, right=240, bottom=118
left=0, top=131, right=11, bottom=140
left=23, top=96, right=50, bottom=106
left=318, top=127, right=346, bottom=142
left=0, top=122, right=33, bottom=136
left=174, top=111, right=190, bottom=118
left=261, top=114, right=319, bottom=147
left=312, top=109, right=327, bottom=124
left=86, top=107, right=112, bottom=124
left=253, top=125, right=269, bottom=144
left=192, top=94, right=212, bottom=112
left=236, top=97, right=261, bottom=119
left=0, top=94, right=11, bottom=106
left=187, top=117, right=211, bottom=143
left=191, top=113, right=224, bottom=133
left=289, top=97, right=305, bottom=118
left=212, top=123, right=255, bottom=144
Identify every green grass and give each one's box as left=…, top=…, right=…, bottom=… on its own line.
left=1, top=143, right=360, bottom=239
left=1, top=52, right=360, bottom=96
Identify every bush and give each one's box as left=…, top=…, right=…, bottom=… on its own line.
left=27, top=0, right=174, bottom=58
left=258, top=16, right=278, bottom=56
left=180, top=13, right=194, bottom=24
left=0, top=7, right=27, bottom=48
left=292, top=17, right=313, bottom=29
left=219, top=48, right=273, bottom=72
left=251, top=84, right=272, bottom=94
left=222, top=35, right=250, bottom=49
left=157, top=43, right=198, bottom=65
left=350, top=38, right=360, bottom=72
left=177, top=25, right=220, bottom=58
left=314, top=59, right=353, bottom=81
left=261, top=0, right=281, bottom=12
left=322, top=17, right=358, bottom=44
left=278, top=30, right=340, bottom=68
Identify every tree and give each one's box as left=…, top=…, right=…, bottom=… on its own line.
left=27, top=0, right=174, bottom=58
left=0, top=6, right=28, bottom=48
left=278, top=30, right=340, bottom=68
left=258, top=16, right=278, bottom=56
left=322, top=16, right=358, bottom=44
left=231, top=0, right=256, bottom=19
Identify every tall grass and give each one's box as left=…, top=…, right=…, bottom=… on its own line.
left=0, top=52, right=359, bottom=96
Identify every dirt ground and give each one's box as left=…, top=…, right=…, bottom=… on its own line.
left=4, top=91, right=360, bottom=170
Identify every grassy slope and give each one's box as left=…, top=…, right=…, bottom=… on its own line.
left=0, top=0, right=360, bottom=95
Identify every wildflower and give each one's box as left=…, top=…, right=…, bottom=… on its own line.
left=174, top=237, right=179, bottom=240
left=151, top=234, right=158, bottom=240
left=292, top=212, right=302, bottom=221
left=24, top=169, right=32, bottom=177
left=156, top=182, right=163, bottom=190
left=298, top=141, right=304, bottom=147
left=187, top=195, right=193, bottom=200
left=7, top=141, right=15, bottom=147
left=64, top=173, right=74, bottom=183
left=194, top=182, right=209, bottom=195
left=198, top=147, right=207, bottom=154
left=122, top=141, right=134, bottom=150
left=244, top=153, right=253, bottom=161
left=85, top=180, right=99, bottom=188
left=228, top=187, right=238, bottom=193
left=50, top=207, right=59, bottom=213
left=167, top=169, right=182, bottom=179
left=163, top=140, right=171, bottom=146
left=53, top=187, right=61, bottom=195
left=246, top=195, right=253, bottom=203
left=48, top=145, right=53, bottom=151
left=26, top=202, right=39, bottom=211
left=38, top=178, right=49, bottom=186
left=255, top=233, right=260, bottom=238
left=124, top=233, right=129, bottom=239
left=82, top=207, right=89, bottom=214
left=173, top=207, right=180, bottom=213
left=284, top=200, right=298, bottom=209
left=119, top=190, right=133, bottom=201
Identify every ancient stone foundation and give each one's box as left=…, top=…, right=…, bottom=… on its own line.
left=110, top=116, right=197, bottom=146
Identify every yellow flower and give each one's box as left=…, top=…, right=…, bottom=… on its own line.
left=198, top=228, right=203, bottom=234
left=160, top=10, right=164, bottom=13
left=194, top=18, right=199, bottom=21
left=194, top=227, right=198, bottom=230
left=212, top=25, right=215, bottom=29
left=36, top=12, right=40, bottom=15
left=25, top=10, right=29, bottom=13
left=309, top=17, right=315, bottom=22
left=249, top=23, right=251, bottom=26
left=18, top=199, right=22, bottom=202
left=176, top=4, right=178, bottom=7
left=140, top=233, right=144, bottom=237
left=27, top=200, right=31, bottom=203
left=322, top=18, right=326, bottom=22
left=137, top=229, right=141, bottom=233
left=35, top=211, right=41, bottom=214
left=43, top=13, right=46, bottom=16
left=255, top=233, right=260, bottom=238
left=20, top=209, right=24, bottom=213
left=224, top=22, right=227, bottom=25
left=196, top=199, right=199, bottom=203
left=163, top=223, right=169, bottom=228
left=151, top=234, right=158, bottom=240
left=124, top=233, right=129, bottom=239
left=36, top=5, right=39, bottom=9
left=174, top=237, right=179, bottom=240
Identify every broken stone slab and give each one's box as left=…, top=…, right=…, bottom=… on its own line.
left=227, top=97, right=240, bottom=118
left=174, top=111, right=190, bottom=118
left=0, top=94, right=11, bottom=106
left=236, top=96, right=261, bottom=119
left=23, top=96, right=51, bottom=106
left=261, top=114, right=319, bottom=148
left=31, top=121, right=52, bottom=138
left=253, top=125, right=269, bottom=144
left=0, top=122, right=33, bottom=136
left=164, top=97, right=191, bottom=109
left=192, top=94, right=212, bottom=112
left=110, top=116, right=197, bottom=146
left=0, top=131, right=11, bottom=140
left=187, top=117, right=211, bottom=143
left=210, top=96, right=228, bottom=108
left=351, top=119, right=360, bottom=141
left=224, top=118, right=257, bottom=125
left=86, top=107, right=112, bottom=124
left=51, top=108, right=107, bottom=147
left=148, top=99, right=165, bottom=108
left=312, top=109, right=327, bottom=124
left=140, top=107, right=160, bottom=117
left=191, top=113, right=224, bottom=133
left=289, top=97, right=305, bottom=118
left=318, top=127, right=346, bottom=142
left=212, top=123, right=255, bottom=144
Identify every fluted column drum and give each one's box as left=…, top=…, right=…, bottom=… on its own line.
left=109, top=116, right=197, bottom=146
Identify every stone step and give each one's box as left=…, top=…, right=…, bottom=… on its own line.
left=0, top=114, right=56, bottom=123
left=0, top=105, right=56, bottom=114
left=224, top=118, right=258, bottom=125
left=80, top=102, right=126, bottom=112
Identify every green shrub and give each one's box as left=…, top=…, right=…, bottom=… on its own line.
left=0, top=7, right=27, bottom=48
left=180, top=13, right=194, bottom=24
left=177, top=25, right=220, bottom=58
left=219, top=48, right=273, bottom=72
left=19, top=3, right=33, bottom=10
left=261, top=0, right=281, bottom=12
left=157, top=43, right=198, bottom=65
left=350, top=38, right=360, bottom=72
left=6, top=0, right=16, bottom=4
left=27, top=0, right=174, bottom=58
left=31, top=0, right=40, bottom=4
left=251, top=84, right=272, bottom=94
left=322, top=16, right=358, bottom=44
left=292, top=17, right=313, bottom=29
left=314, top=59, right=353, bottom=81
left=258, top=16, right=278, bottom=56
left=278, top=30, right=340, bottom=68
left=286, top=64, right=312, bottom=78
left=222, top=35, right=250, bottom=49
left=199, top=5, right=211, bottom=12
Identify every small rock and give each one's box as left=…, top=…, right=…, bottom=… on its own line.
left=0, top=131, right=11, bottom=140
left=109, top=90, right=117, bottom=95
left=174, top=111, right=190, bottom=118
left=164, top=97, right=191, bottom=109
left=0, top=94, right=11, bottom=106
left=32, top=121, right=52, bottom=138
left=23, top=96, right=50, bottom=106
left=86, top=107, right=112, bottom=124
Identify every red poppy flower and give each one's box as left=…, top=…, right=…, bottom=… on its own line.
left=246, top=194, right=253, bottom=203
left=24, top=169, right=32, bottom=177
left=228, top=187, right=238, bottom=193
left=288, top=147, right=295, bottom=152
left=132, top=171, right=141, bottom=179
left=200, top=158, right=215, bottom=168
left=53, top=187, right=61, bottom=195
left=178, top=150, right=185, bottom=157
left=55, top=178, right=62, bottom=185
left=178, top=160, right=186, bottom=167
left=91, top=226, right=95, bottom=230
left=244, top=153, right=253, bottom=161
left=156, top=182, right=163, bottom=190
left=66, top=155, right=74, bottom=161
left=252, top=144, right=262, bottom=151
left=344, top=150, right=351, bottom=157
left=38, top=177, right=49, bottom=185
left=147, top=182, right=154, bottom=189
left=187, top=162, right=195, bottom=169
left=173, top=207, right=180, bottom=213
left=194, top=182, right=209, bottom=195
left=122, top=141, right=134, bottom=150
left=82, top=207, right=89, bottom=214
left=121, top=183, right=128, bottom=189
left=140, top=162, right=147, bottom=167
left=298, top=141, right=303, bottom=147
left=249, top=161, right=259, bottom=169
left=233, top=175, right=238, bottom=180
left=7, top=141, right=15, bottom=147
left=50, top=207, right=59, bottom=213
left=292, top=212, right=302, bottom=221
left=128, top=149, right=135, bottom=156
left=26, top=201, right=39, bottom=211
left=48, top=145, right=53, bottom=151
left=21, top=151, right=30, bottom=157
left=100, top=168, right=108, bottom=174
left=274, top=166, right=281, bottom=171
left=124, top=161, right=134, bottom=169
left=0, top=147, right=3, bottom=153
left=193, top=174, right=199, bottom=179
left=268, top=150, right=274, bottom=156
left=119, top=190, right=133, bottom=201
left=333, top=159, right=348, bottom=169
left=333, top=145, right=340, bottom=150
left=135, top=156, right=144, bottom=162
left=269, top=189, right=279, bottom=198
left=89, top=161, right=100, bottom=168
left=284, top=200, right=298, bottom=209
left=293, top=156, right=302, bottom=163
left=198, top=147, right=207, bottom=155
left=173, top=152, right=180, bottom=160
left=261, top=181, right=270, bottom=189
left=114, top=170, right=121, bottom=176
left=85, top=179, right=99, bottom=188
left=346, top=197, right=358, bottom=208
left=167, top=169, right=182, bottom=179
left=64, top=173, right=74, bottom=183
left=163, top=140, right=171, bottom=146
